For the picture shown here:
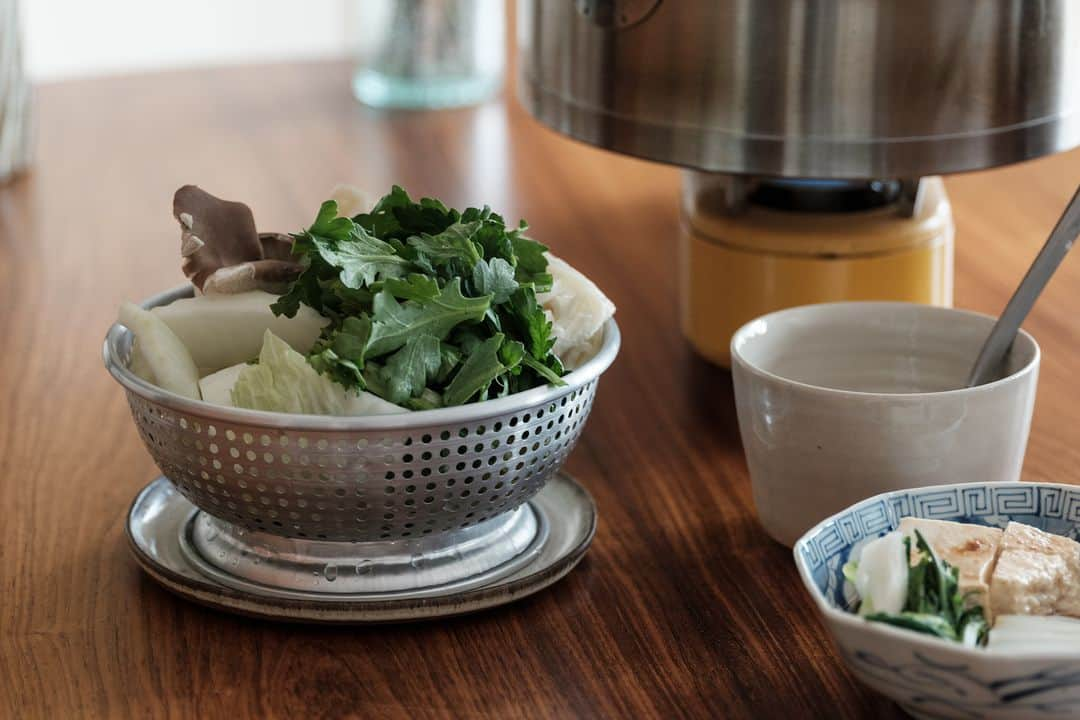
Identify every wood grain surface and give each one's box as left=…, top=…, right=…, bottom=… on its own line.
left=1, top=61, right=1079, bottom=720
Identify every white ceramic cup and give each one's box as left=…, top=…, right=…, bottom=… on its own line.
left=731, top=302, right=1040, bottom=547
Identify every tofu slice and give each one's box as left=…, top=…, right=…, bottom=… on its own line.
left=899, top=517, right=1003, bottom=619
left=989, top=522, right=1080, bottom=618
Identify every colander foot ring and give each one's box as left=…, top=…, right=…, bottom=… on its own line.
left=179, top=502, right=546, bottom=596
left=125, top=472, right=597, bottom=622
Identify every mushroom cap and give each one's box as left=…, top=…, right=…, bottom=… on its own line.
left=174, top=185, right=265, bottom=290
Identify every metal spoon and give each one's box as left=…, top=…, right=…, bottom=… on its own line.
left=967, top=185, right=1080, bottom=387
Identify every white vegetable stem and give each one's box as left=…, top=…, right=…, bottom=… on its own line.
left=229, top=330, right=406, bottom=416
left=853, top=531, right=909, bottom=616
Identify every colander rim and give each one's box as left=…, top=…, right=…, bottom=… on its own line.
left=104, top=284, right=621, bottom=431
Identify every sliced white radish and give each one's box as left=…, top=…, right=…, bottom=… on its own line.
left=151, top=290, right=327, bottom=374
left=118, top=302, right=201, bottom=400
left=539, top=255, right=615, bottom=370
left=988, top=615, right=1080, bottom=653
left=198, top=363, right=247, bottom=407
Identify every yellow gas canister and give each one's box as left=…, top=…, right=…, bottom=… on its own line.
left=679, top=176, right=954, bottom=367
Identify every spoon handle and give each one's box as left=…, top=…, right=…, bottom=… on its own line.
left=967, top=186, right=1080, bottom=388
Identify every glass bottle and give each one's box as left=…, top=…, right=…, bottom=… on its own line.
left=0, top=0, right=32, bottom=183
left=351, top=0, right=505, bottom=110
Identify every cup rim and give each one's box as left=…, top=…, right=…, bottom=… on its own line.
left=730, top=301, right=1040, bottom=399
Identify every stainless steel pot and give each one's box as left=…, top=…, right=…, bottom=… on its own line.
left=518, top=0, right=1080, bottom=178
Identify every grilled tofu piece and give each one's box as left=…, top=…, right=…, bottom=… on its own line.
left=989, top=522, right=1080, bottom=618
left=899, top=517, right=1003, bottom=619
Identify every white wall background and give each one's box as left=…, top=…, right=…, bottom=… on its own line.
left=23, top=0, right=353, bottom=82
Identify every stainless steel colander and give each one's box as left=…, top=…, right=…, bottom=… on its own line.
left=105, top=286, right=619, bottom=596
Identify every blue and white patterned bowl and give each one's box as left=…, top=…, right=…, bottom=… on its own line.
left=794, top=482, right=1080, bottom=720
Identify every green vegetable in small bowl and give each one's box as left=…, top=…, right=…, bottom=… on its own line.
left=845, top=530, right=989, bottom=647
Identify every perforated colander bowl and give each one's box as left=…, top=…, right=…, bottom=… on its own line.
left=105, top=286, right=620, bottom=544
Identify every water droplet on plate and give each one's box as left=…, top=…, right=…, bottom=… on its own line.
left=323, top=563, right=338, bottom=581
left=356, top=560, right=373, bottom=575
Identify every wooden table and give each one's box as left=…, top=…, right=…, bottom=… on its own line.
left=2, top=61, right=1079, bottom=719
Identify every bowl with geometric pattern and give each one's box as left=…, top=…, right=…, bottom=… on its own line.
left=794, top=481, right=1080, bottom=720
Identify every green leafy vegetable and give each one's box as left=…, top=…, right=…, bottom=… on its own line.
left=366, top=280, right=490, bottom=358
left=311, top=230, right=410, bottom=289
left=381, top=274, right=441, bottom=302
left=472, top=257, right=519, bottom=305
left=444, top=334, right=514, bottom=406
left=407, top=221, right=482, bottom=274
left=862, top=531, right=989, bottom=648
left=378, top=335, right=443, bottom=405
left=272, top=186, right=567, bottom=408
left=511, top=233, right=553, bottom=292
left=501, top=286, right=556, bottom=361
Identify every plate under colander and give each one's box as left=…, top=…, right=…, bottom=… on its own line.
left=126, top=472, right=597, bottom=622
